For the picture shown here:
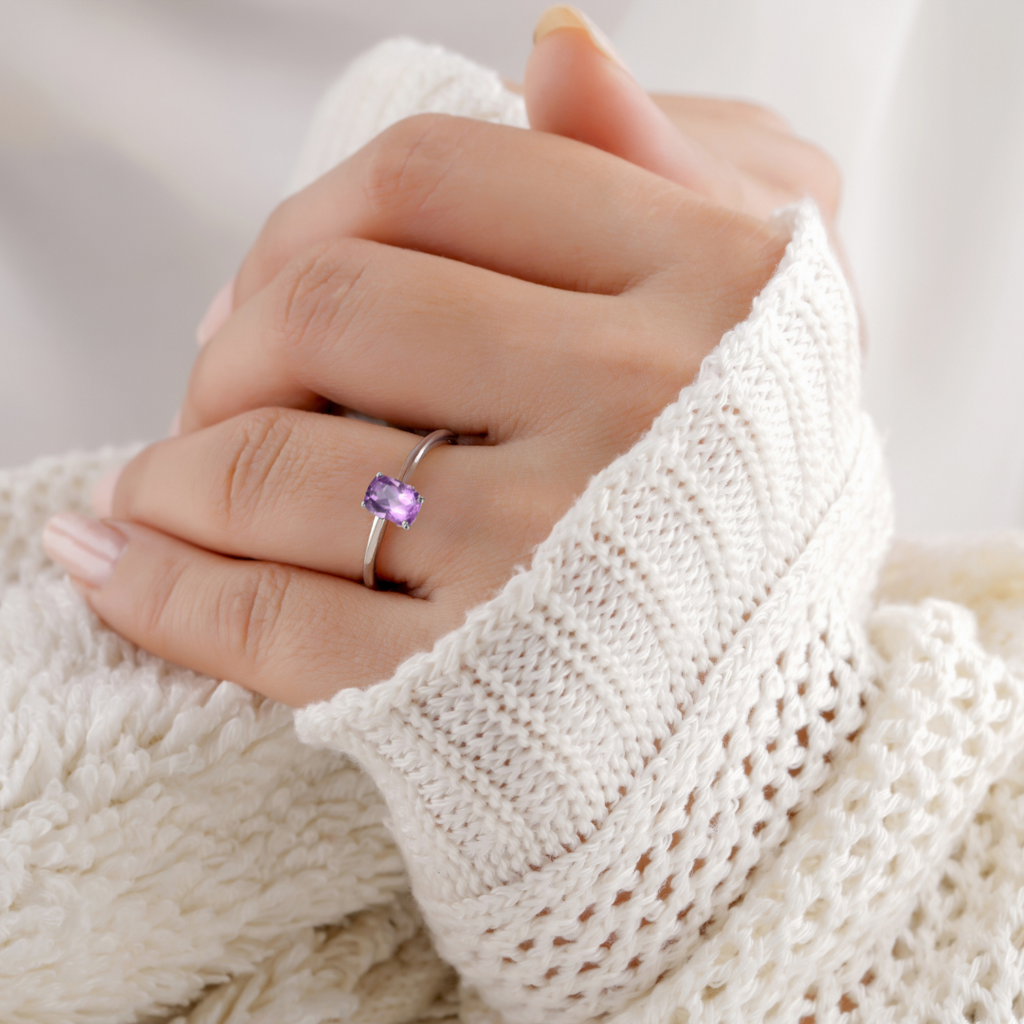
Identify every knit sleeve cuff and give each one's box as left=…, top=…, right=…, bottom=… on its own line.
left=294, top=201, right=894, bottom=1023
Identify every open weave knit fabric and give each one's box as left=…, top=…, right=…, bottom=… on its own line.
left=3, top=37, right=1024, bottom=1024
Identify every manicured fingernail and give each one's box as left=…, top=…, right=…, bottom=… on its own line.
left=169, top=409, right=181, bottom=437
left=533, top=5, right=627, bottom=69
left=43, top=512, right=127, bottom=588
left=91, top=464, right=123, bottom=519
left=196, top=278, right=234, bottom=346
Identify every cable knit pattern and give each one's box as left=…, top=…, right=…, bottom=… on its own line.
left=2, top=37, right=1024, bottom=1024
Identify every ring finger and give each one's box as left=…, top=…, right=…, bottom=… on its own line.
left=103, top=408, right=562, bottom=595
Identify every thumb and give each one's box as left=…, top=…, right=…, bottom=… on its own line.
left=525, top=6, right=743, bottom=208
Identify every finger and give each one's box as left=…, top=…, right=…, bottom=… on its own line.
left=651, top=96, right=842, bottom=223
left=232, top=112, right=717, bottom=312
left=520, top=11, right=840, bottom=225
left=651, top=95, right=792, bottom=135
left=42, top=513, right=448, bottom=704
left=525, top=13, right=746, bottom=210
left=105, top=409, right=507, bottom=592
left=180, top=236, right=618, bottom=438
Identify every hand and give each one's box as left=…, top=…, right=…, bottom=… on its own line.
left=43, top=14, right=831, bottom=707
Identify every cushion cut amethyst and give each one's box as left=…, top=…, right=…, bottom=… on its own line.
left=362, top=474, right=423, bottom=529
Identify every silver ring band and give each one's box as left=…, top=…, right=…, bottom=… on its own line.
left=361, top=429, right=455, bottom=589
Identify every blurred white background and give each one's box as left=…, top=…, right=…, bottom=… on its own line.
left=1, top=0, right=1022, bottom=534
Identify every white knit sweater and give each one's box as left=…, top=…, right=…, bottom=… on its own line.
left=2, top=39, right=1024, bottom=1024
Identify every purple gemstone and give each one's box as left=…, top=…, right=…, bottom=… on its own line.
left=362, top=474, right=423, bottom=529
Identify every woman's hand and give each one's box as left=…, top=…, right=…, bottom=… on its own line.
left=43, top=110, right=787, bottom=705
left=42, top=10, right=842, bottom=707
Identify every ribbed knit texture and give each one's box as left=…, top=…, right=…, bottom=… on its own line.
left=1, top=37, right=1023, bottom=1024
left=293, top=59, right=895, bottom=1018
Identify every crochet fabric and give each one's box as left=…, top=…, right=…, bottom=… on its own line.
left=2, top=38, right=1024, bottom=1024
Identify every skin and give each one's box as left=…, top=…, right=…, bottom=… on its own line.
left=54, top=26, right=843, bottom=707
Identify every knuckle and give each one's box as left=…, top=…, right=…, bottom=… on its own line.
left=215, top=564, right=293, bottom=668
left=215, top=407, right=297, bottom=532
left=274, top=238, right=377, bottom=362
left=361, top=112, right=465, bottom=221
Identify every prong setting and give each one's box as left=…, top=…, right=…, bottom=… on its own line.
left=361, top=429, right=455, bottom=589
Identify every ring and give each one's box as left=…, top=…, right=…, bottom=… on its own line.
left=361, top=429, right=455, bottom=589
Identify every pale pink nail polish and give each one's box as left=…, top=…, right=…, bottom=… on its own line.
left=169, top=410, right=181, bottom=438
left=91, top=464, right=123, bottom=519
left=43, top=513, right=127, bottom=588
left=196, top=278, right=234, bottom=346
